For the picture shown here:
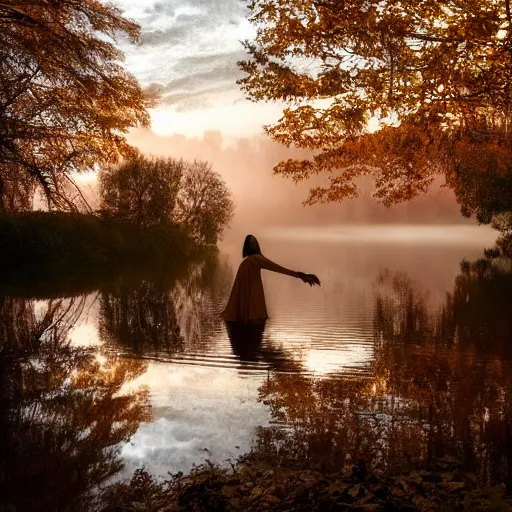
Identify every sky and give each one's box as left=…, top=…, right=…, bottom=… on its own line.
left=105, top=0, right=465, bottom=228
left=116, top=0, right=283, bottom=138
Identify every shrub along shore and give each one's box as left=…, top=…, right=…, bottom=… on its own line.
left=0, top=211, right=205, bottom=296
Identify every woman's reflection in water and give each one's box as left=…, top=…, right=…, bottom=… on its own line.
left=226, top=320, right=266, bottom=364
left=226, top=321, right=302, bottom=373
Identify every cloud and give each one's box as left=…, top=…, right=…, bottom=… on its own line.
left=163, top=52, right=244, bottom=90
left=118, top=0, right=253, bottom=111
left=142, top=13, right=211, bottom=46
left=142, top=2, right=176, bottom=19
left=162, top=83, right=232, bottom=108
left=171, top=50, right=246, bottom=75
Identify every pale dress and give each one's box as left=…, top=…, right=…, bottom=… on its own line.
left=221, top=253, right=297, bottom=324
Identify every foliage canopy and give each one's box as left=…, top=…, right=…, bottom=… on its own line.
left=238, top=0, right=512, bottom=215
left=174, top=160, right=235, bottom=245
left=100, top=154, right=184, bottom=228
left=100, top=155, right=234, bottom=245
left=0, top=0, right=153, bottom=211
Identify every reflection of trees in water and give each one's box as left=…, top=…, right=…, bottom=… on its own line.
left=251, top=260, right=512, bottom=490
left=0, top=297, right=150, bottom=512
left=253, top=375, right=388, bottom=473
left=0, top=294, right=87, bottom=351
left=98, top=253, right=305, bottom=371
left=374, top=270, right=431, bottom=346
left=440, top=259, right=512, bottom=355
left=374, top=259, right=512, bottom=356
left=99, top=280, right=184, bottom=356
left=99, top=253, right=232, bottom=355
left=372, top=260, right=512, bottom=488
left=172, top=252, right=231, bottom=350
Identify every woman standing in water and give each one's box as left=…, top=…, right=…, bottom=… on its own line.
left=221, top=234, right=320, bottom=325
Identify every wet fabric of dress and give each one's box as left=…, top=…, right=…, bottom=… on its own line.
left=221, top=254, right=268, bottom=324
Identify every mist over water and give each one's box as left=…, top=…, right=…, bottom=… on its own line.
left=39, top=126, right=505, bottom=479
left=262, top=224, right=496, bottom=245
left=75, top=127, right=479, bottom=240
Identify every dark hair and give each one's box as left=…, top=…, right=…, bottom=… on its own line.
left=242, top=234, right=261, bottom=257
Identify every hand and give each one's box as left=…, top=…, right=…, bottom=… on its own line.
left=296, top=272, right=321, bottom=287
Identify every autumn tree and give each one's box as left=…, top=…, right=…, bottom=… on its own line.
left=239, top=1, right=512, bottom=242
left=99, top=154, right=184, bottom=227
left=0, top=0, right=153, bottom=211
left=174, top=160, right=235, bottom=245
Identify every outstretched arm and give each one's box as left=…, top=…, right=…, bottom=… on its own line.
left=259, top=255, right=298, bottom=277
left=258, top=255, right=321, bottom=286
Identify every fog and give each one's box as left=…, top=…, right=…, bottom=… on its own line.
left=79, top=128, right=471, bottom=236
left=131, top=129, right=469, bottom=230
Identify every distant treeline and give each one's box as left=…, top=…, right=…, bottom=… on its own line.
left=128, top=129, right=470, bottom=228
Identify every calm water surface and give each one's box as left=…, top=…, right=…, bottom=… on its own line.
left=3, top=224, right=512, bottom=511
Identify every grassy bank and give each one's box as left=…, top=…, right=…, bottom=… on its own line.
left=0, top=211, right=204, bottom=296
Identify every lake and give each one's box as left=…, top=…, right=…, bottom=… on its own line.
left=2, top=224, right=512, bottom=511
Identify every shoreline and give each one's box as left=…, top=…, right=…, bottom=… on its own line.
left=101, top=456, right=512, bottom=512
left=0, top=211, right=213, bottom=297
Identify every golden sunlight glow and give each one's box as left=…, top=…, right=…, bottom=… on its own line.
left=497, top=29, right=508, bottom=39
left=150, top=101, right=285, bottom=138
left=95, top=353, right=108, bottom=365
left=69, top=324, right=101, bottom=347
left=367, top=117, right=380, bottom=133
